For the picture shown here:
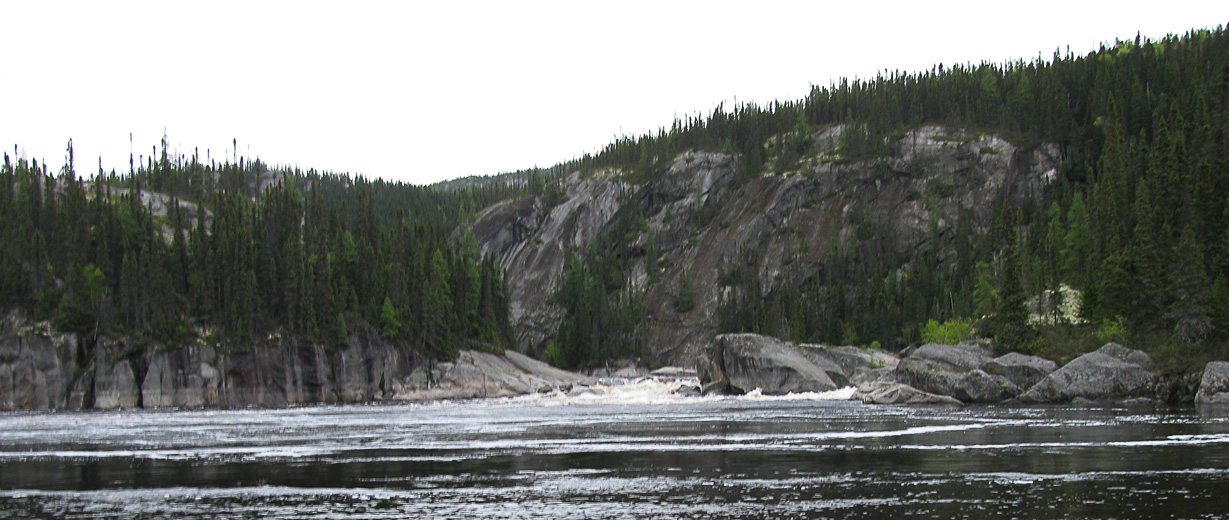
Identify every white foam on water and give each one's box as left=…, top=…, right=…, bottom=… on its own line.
left=895, top=432, right=1229, bottom=452
left=737, top=387, right=859, bottom=402
left=513, top=377, right=716, bottom=406
left=466, top=377, right=859, bottom=409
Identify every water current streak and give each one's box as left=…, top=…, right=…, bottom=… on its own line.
left=1, top=377, right=1227, bottom=519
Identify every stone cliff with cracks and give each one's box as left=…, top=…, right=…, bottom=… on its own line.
left=469, top=172, right=632, bottom=350
left=1, top=312, right=586, bottom=410
left=467, top=125, right=1061, bottom=363
left=0, top=311, right=416, bottom=410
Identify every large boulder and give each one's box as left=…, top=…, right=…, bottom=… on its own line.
left=894, top=343, right=1019, bottom=403
left=398, top=350, right=593, bottom=400
left=1195, top=361, right=1229, bottom=404
left=792, top=346, right=855, bottom=388
left=858, top=381, right=962, bottom=405
left=699, top=333, right=838, bottom=395
left=981, top=352, right=1058, bottom=390
left=1094, top=342, right=1153, bottom=368
left=799, top=344, right=899, bottom=387
left=1017, top=344, right=1154, bottom=403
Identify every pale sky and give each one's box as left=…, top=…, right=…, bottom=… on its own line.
left=3, top=1, right=1226, bottom=185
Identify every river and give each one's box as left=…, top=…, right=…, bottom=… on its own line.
left=1, top=377, right=1228, bottom=519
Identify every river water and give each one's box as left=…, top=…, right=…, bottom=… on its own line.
left=1, top=377, right=1228, bottom=519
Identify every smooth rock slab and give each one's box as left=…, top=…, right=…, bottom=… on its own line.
left=858, top=382, right=962, bottom=405
left=1017, top=346, right=1154, bottom=403
left=399, top=350, right=593, bottom=400
left=1093, top=343, right=1153, bottom=369
left=981, top=352, right=1058, bottom=390
left=1195, top=361, right=1229, bottom=404
left=911, top=343, right=993, bottom=371
left=799, top=344, right=899, bottom=388
left=894, top=343, right=1018, bottom=402
left=699, top=333, right=838, bottom=395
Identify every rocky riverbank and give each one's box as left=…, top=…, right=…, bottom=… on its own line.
left=0, top=312, right=590, bottom=410
left=699, top=333, right=1229, bottom=405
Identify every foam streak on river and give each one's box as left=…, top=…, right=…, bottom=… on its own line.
left=2, top=377, right=1228, bottom=519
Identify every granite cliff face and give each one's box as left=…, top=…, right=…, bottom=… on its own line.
left=0, top=316, right=78, bottom=409
left=1, top=312, right=585, bottom=410
left=470, top=171, right=632, bottom=350
left=467, top=125, right=1062, bottom=362
left=0, top=311, right=416, bottom=410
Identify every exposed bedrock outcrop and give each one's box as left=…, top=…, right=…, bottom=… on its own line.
left=698, top=333, right=903, bottom=396
left=696, top=333, right=1229, bottom=406
left=142, top=344, right=222, bottom=407
left=1016, top=344, right=1155, bottom=403
left=0, top=314, right=78, bottom=410
left=399, top=350, right=593, bottom=400
left=1195, top=361, right=1229, bottom=404
left=858, top=383, right=962, bottom=405
left=893, top=343, right=1023, bottom=403
left=469, top=171, right=632, bottom=353
left=466, top=126, right=1063, bottom=364
left=982, top=352, right=1058, bottom=391
left=1, top=311, right=590, bottom=410
left=90, top=340, right=140, bottom=409
left=699, top=333, right=838, bottom=395
left=798, top=343, right=899, bottom=388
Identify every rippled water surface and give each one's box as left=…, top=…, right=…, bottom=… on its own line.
left=2, top=378, right=1228, bottom=519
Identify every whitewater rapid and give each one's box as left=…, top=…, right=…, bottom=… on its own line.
left=486, top=376, right=858, bottom=408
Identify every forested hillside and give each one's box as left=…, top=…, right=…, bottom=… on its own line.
left=6, top=27, right=1229, bottom=379
left=0, top=142, right=517, bottom=361
left=471, top=27, right=1229, bottom=372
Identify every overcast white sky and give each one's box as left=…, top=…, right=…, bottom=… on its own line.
left=2, top=1, right=1226, bottom=185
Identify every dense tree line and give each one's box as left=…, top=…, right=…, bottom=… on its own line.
left=563, top=27, right=1229, bottom=367
left=9, top=27, right=1229, bottom=373
left=0, top=141, right=515, bottom=360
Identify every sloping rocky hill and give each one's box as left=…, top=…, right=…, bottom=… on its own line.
left=467, top=125, right=1061, bottom=363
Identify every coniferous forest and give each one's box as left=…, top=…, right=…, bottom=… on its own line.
left=5, top=27, right=1229, bottom=373
left=538, top=28, right=1229, bottom=371
left=0, top=140, right=517, bottom=360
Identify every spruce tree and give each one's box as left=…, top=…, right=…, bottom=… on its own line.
left=1061, top=192, right=1090, bottom=282
left=994, top=244, right=1031, bottom=352
left=423, top=249, right=455, bottom=360
left=1167, top=217, right=1212, bottom=344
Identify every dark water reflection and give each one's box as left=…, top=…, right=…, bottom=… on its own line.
left=1, top=382, right=1228, bottom=518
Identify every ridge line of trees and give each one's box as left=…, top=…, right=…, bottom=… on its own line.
left=1, top=141, right=516, bottom=361
left=547, top=27, right=1229, bottom=368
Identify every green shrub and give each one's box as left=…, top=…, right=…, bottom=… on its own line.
left=1095, top=316, right=1128, bottom=344
left=920, top=318, right=973, bottom=345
